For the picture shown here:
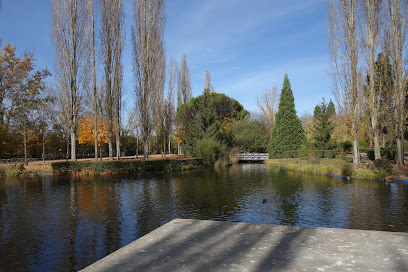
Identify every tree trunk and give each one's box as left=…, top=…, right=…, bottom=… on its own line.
left=42, top=131, right=45, bottom=163
left=352, top=136, right=360, bottom=169
left=66, top=135, right=69, bottom=162
left=23, top=117, right=28, bottom=166
left=70, top=130, right=76, bottom=161
left=396, top=136, right=404, bottom=166
left=136, top=136, right=139, bottom=158
left=94, top=121, right=98, bottom=161
left=143, top=140, right=149, bottom=160
left=168, top=137, right=171, bottom=155
left=373, top=130, right=381, bottom=160
left=108, top=127, right=113, bottom=161
left=116, top=131, right=121, bottom=160
left=163, top=135, right=166, bottom=158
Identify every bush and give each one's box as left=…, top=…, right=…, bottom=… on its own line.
left=322, top=165, right=336, bottom=175
left=342, top=141, right=353, bottom=152
left=376, top=169, right=387, bottom=180
left=355, top=169, right=376, bottom=180
left=381, top=147, right=395, bottom=160
left=341, top=165, right=353, bottom=177
left=195, top=138, right=224, bottom=166
left=373, top=159, right=392, bottom=172
left=4, top=163, right=25, bottom=177
left=0, top=167, right=5, bottom=177
left=303, top=165, right=320, bottom=174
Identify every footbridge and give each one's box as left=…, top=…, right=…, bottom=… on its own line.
left=237, top=153, right=268, bottom=161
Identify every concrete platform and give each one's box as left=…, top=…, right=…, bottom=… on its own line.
left=80, top=219, right=408, bottom=272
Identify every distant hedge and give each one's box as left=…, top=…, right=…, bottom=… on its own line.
left=52, top=159, right=204, bottom=175
left=285, top=150, right=338, bottom=159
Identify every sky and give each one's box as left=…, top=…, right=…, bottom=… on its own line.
left=0, top=0, right=332, bottom=116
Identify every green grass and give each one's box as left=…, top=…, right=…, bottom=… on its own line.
left=266, top=158, right=380, bottom=180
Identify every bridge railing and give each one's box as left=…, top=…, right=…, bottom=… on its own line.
left=237, top=153, right=269, bottom=160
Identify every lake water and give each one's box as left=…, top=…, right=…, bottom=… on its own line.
left=1, top=163, right=408, bottom=271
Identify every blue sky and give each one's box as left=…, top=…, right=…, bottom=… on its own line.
left=0, top=0, right=332, bottom=115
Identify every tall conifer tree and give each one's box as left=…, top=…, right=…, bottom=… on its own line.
left=312, top=98, right=336, bottom=150
left=268, top=74, right=305, bottom=158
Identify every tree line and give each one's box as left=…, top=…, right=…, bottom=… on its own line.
left=0, top=0, right=195, bottom=163
left=2, top=0, right=407, bottom=168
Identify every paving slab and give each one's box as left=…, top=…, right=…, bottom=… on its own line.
left=80, top=219, right=408, bottom=272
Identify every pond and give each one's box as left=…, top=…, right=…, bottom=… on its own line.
left=1, top=163, right=408, bottom=271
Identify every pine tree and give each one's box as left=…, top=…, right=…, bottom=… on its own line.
left=268, top=74, right=305, bottom=158
left=312, top=98, right=336, bottom=150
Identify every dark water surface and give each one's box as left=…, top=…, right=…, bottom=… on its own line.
left=1, top=164, right=408, bottom=271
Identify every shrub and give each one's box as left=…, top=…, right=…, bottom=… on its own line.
left=376, top=169, right=387, bottom=180
left=342, top=141, right=353, bottom=152
left=0, top=167, right=5, bottom=177
left=381, top=147, right=395, bottom=160
left=195, top=138, right=224, bottom=166
left=373, top=159, right=392, bottom=172
left=341, top=165, right=353, bottom=177
left=303, top=165, right=320, bottom=174
left=4, top=163, right=25, bottom=177
left=322, top=165, right=336, bottom=175
left=355, top=169, right=376, bottom=180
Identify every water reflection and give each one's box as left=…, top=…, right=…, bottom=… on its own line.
left=1, top=164, right=408, bottom=271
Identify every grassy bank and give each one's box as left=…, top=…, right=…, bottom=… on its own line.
left=265, top=158, right=408, bottom=181
left=52, top=158, right=204, bottom=175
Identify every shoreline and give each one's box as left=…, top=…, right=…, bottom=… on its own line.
left=0, top=155, right=200, bottom=177
left=266, top=158, right=408, bottom=183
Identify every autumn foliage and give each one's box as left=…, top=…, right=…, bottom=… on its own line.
left=78, top=114, right=108, bottom=147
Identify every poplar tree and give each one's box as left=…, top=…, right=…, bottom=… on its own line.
left=131, top=0, right=166, bottom=160
left=268, top=74, right=305, bottom=158
left=51, top=0, right=90, bottom=161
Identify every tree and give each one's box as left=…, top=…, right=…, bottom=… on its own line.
left=231, top=118, right=268, bottom=153
left=374, top=53, right=394, bottom=146
left=361, top=0, right=383, bottom=160
left=176, top=92, right=248, bottom=157
left=78, top=113, right=108, bottom=152
left=268, top=74, right=306, bottom=158
left=100, top=0, right=124, bottom=161
left=384, top=0, right=407, bottom=166
left=204, top=69, right=213, bottom=93
left=90, top=0, right=99, bottom=161
left=257, top=83, right=280, bottom=134
left=300, top=113, right=314, bottom=144
left=312, top=98, right=336, bottom=150
left=1, top=45, right=51, bottom=165
left=51, top=0, right=90, bottom=161
left=177, top=53, right=192, bottom=107
left=328, top=0, right=361, bottom=168
left=164, top=56, right=177, bottom=155
left=131, top=0, right=166, bottom=160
